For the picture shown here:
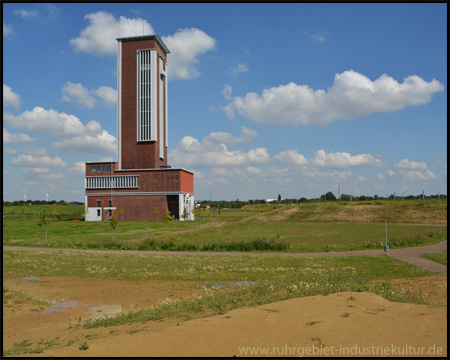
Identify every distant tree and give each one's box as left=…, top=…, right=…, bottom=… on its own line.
left=52, top=207, right=59, bottom=219
left=164, top=210, right=173, bottom=228
left=110, top=213, right=119, bottom=241
left=325, top=192, right=337, bottom=201
left=278, top=194, right=282, bottom=204
left=37, top=210, right=51, bottom=243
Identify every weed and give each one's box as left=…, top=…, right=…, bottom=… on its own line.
left=79, top=341, right=89, bottom=350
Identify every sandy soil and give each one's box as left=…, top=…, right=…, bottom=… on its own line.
left=3, top=275, right=447, bottom=357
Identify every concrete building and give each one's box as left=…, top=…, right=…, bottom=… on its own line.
left=85, top=35, right=194, bottom=221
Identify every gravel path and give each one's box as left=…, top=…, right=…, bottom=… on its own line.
left=3, top=241, right=447, bottom=273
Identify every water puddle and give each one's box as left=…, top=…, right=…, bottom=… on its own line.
left=41, top=299, right=79, bottom=314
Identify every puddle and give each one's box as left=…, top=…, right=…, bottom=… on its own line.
left=84, top=304, right=123, bottom=321
left=23, top=276, right=41, bottom=281
left=41, top=299, right=79, bottom=314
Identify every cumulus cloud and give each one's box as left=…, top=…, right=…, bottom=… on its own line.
left=312, top=149, right=382, bottom=168
left=3, top=84, right=21, bottom=110
left=395, top=159, right=427, bottom=170
left=4, top=148, right=17, bottom=155
left=11, top=154, right=67, bottom=168
left=229, top=63, right=249, bottom=77
left=70, top=12, right=216, bottom=80
left=67, top=161, right=86, bottom=175
left=61, top=81, right=117, bottom=108
left=169, top=133, right=269, bottom=168
left=3, top=128, right=36, bottom=144
left=4, top=107, right=117, bottom=156
left=204, top=126, right=258, bottom=146
left=53, top=131, right=117, bottom=156
left=162, top=28, right=216, bottom=79
left=92, top=86, right=117, bottom=107
left=5, top=106, right=99, bottom=136
left=388, top=169, right=436, bottom=181
left=14, top=9, right=40, bottom=20
left=222, top=85, right=232, bottom=100
left=61, top=81, right=97, bottom=108
left=70, top=11, right=154, bottom=56
left=3, top=23, right=14, bottom=38
left=223, top=70, right=444, bottom=126
left=274, top=149, right=309, bottom=166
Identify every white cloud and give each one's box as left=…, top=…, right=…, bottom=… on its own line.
left=53, top=130, right=117, bottom=156
left=4, top=106, right=106, bottom=137
left=4, top=107, right=117, bottom=156
left=274, top=149, right=309, bottom=166
left=388, top=169, right=436, bottom=181
left=4, top=148, right=17, bottom=155
left=3, top=23, right=14, bottom=38
left=376, top=173, right=386, bottom=181
left=304, top=31, right=328, bottom=42
left=14, top=9, right=40, bottom=20
left=3, top=128, right=36, bottom=144
left=395, top=159, right=427, bottom=170
left=62, top=81, right=97, bottom=108
left=312, top=149, right=382, bottom=168
left=67, top=162, right=86, bottom=175
left=204, top=126, right=258, bottom=145
left=162, top=28, right=216, bottom=79
left=70, top=11, right=154, bottom=56
left=11, top=154, right=67, bottom=168
left=169, top=133, right=269, bottom=168
left=61, top=82, right=117, bottom=108
left=223, top=70, right=444, bottom=126
left=93, top=86, right=117, bottom=107
left=222, top=85, right=232, bottom=100
left=3, top=84, right=21, bottom=110
left=70, top=12, right=215, bottom=80
left=25, top=167, right=50, bottom=174
left=229, top=63, right=249, bottom=77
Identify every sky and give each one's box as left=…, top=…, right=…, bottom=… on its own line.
left=2, top=2, right=447, bottom=202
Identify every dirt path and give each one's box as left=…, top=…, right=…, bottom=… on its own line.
left=3, top=241, right=447, bottom=273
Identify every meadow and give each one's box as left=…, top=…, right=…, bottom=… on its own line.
left=2, top=200, right=447, bottom=253
left=3, top=200, right=447, bottom=356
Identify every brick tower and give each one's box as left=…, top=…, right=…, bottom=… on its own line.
left=84, top=35, right=194, bottom=221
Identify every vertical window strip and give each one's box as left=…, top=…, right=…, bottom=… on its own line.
left=137, top=50, right=152, bottom=141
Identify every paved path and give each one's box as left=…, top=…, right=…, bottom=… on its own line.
left=3, top=241, right=447, bottom=273
left=388, top=241, right=447, bottom=274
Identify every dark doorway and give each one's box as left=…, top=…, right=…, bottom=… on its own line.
left=167, top=195, right=179, bottom=221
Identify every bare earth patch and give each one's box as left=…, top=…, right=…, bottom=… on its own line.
left=3, top=275, right=447, bottom=357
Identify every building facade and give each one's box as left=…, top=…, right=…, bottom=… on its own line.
left=85, top=35, right=194, bottom=221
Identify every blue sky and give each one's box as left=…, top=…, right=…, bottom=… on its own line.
left=3, top=3, right=447, bottom=202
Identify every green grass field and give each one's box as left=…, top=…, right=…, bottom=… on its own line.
left=2, top=250, right=434, bottom=331
left=2, top=201, right=447, bottom=253
left=422, top=251, right=447, bottom=266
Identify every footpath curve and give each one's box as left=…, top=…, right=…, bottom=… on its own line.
left=3, top=240, right=447, bottom=273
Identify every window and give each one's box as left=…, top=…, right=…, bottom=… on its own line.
left=108, top=200, right=112, bottom=207
left=159, top=56, right=165, bottom=158
left=108, top=209, right=112, bottom=216
left=137, top=49, right=157, bottom=141
left=86, top=176, right=138, bottom=189
left=97, top=200, right=101, bottom=207
left=97, top=209, right=101, bottom=217
left=91, top=165, right=111, bottom=172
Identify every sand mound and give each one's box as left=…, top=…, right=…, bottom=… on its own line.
left=39, top=291, right=446, bottom=357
